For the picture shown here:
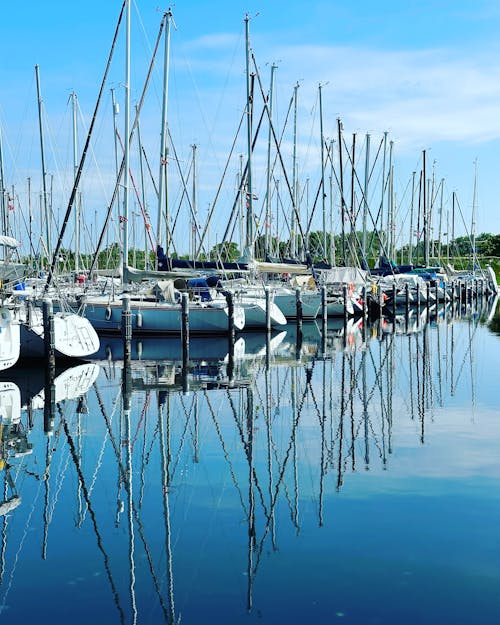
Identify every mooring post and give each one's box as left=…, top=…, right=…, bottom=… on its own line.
left=295, top=287, right=303, bottom=333
left=224, top=290, right=235, bottom=382
left=42, top=298, right=55, bottom=434
left=362, top=285, right=367, bottom=318
left=265, top=286, right=271, bottom=333
left=321, top=285, right=327, bottom=355
left=181, top=292, right=190, bottom=381
left=343, top=284, right=348, bottom=322
left=391, top=283, right=397, bottom=317
left=121, top=295, right=132, bottom=365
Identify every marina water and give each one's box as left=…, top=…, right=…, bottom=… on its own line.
left=0, top=298, right=499, bottom=624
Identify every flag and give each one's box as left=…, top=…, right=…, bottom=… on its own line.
left=119, top=215, right=128, bottom=223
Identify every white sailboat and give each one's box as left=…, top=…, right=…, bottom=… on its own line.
left=14, top=301, right=100, bottom=359
left=78, top=8, right=246, bottom=337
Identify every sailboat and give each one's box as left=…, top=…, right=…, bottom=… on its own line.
left=73, top=7, right=246, bottom=337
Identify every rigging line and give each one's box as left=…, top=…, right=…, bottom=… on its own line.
left=205, top=389, right=248, bottom=517
left=0, top=474, right=44, bottom=613
left=168, top=392, right=195, bottom=483
left=92, top=382, right=171, bottom=621
left=84, top=12, right=166, bottom=285
left=131, top=393, right=150, bottom=452
left=45, top=1, right=126, bottom=292
left=195, top=108, right=246, bottom=257
left=158, top=402, right=178, bottom=625
left=251, top=53, right=310, bottom=260
left=115, top=130, right=156, bottom=253
left=61, top=415, right=126, bottom=624
left=252, top=362, right=317, bottom=573
left=328, top=136, right=389, bottom=266
left=217, top=106, right=268, bottom=254
left=219, top=387, right=270, bottom=519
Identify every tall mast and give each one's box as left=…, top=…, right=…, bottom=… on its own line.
left=71, top=92, right=80, bottom=274
left=471, top=159, right=477, bottom=270
left=438, top=178, right=444, bottom=264
left=379, top=131, right=387, bottom=258
left=0, top=129, right=6, bottom=236
left=265, top=63, right=277, bottom=259
left=156, top=8, right=173, bottom=260
left=243, top=14, right=254, bottom=259
left=423, top=149, right=429, bottom=267
left=387, top=140, right=394, bottom=260
left=122, top=0, right=131, bottom=281
left=409, top=171, right=416, bottom=265
left=136, top=106, right=148, bottom=268
left=111, top=88, right=121, bottom=256
left=349, top=133, right=356, bottom=267
left=319, top=84, right=326, bottom=262
left=337, top=118, right=345, bottom=265
left=362, top=133, right=370, bottom=266
left=35, top=65, right=51, bottom=261
left=291, top=82, right=299, bottom=259
left=191, top=144, right=197, bottom=259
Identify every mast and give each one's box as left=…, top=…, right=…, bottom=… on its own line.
left=349, top=132, right=356, bottom=267
left=387, top=140, right=394, bottom=260
left=291, top=82, right=299, bottom=259
left=191, top=144, right=197, bottom=259
left=122, top=0, right=131, bottom=281
left=243, top=14, right=254, bottom=260
left=71, top=92, right=80, bottom=274
left=471, top=159, right=478, bottom=270
left=156, top=8, right=173, bottom=262
left=337, top=118, right=346, bottom=265
left=362, top=133, right=370, bottom=267
left=265, top=63, right=277, bottom=259
left=136, top=107, right=149, bottom=269
left=423, top=149, right=429, bottom=267
left=0, top=129, right=6, bottom=237
left=35, top=65, right=52, bottom=261
left=409, top=171, right=415, bottom=265
left=379, top=131, right=388, bottom=258
left=438, top=178, right=444, bottom=264
left=319, top=84, right=326, bottom=262
left=111, top=88, right=121, bottom=258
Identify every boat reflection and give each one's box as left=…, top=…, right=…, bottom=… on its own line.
left=0, top=298, right=495, bottom=623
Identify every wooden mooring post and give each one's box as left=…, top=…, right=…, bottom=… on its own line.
left=224, top=290, right=235, bottom=382
left=295, top=288, right=303, bottom=333
left=321, top=285, right=327, bottom=355
left=181, top=292, right=190, bottom=392
left=121, top=295, right=132, bottom=366
left=43, top=298, right=55, bottom=434
left=265, top=286, right=271, bottom=333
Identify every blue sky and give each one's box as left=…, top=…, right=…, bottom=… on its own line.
left=1, top=0, right=500, bottom=259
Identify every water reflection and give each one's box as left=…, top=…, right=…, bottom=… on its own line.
left=0, top=294, right=497, bottom=624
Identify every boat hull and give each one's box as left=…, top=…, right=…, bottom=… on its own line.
left=81, top=296, right=245, bottom=335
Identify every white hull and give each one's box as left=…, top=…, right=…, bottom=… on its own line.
left=16, top=306, right=100, bottom=359
left=237, top=297, right=287, bottom=329
left=0, top=308, right=20, bottom=370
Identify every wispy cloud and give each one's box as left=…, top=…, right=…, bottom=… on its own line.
left=261, top=43, right=500, bottom=151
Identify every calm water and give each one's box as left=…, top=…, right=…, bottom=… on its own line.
left=0, top=298, right=499, bottom=625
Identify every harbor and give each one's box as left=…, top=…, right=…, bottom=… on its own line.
left=0, top=295, right=497, bottom=623
left=1, top=1, right=500, bottom=623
